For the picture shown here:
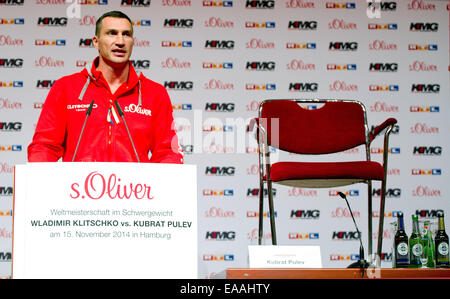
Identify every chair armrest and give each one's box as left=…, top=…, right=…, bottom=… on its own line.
left=248, top=118, right=260, bottom=141
left=249, top=117, right=260, bottom=131
left=369, top=118, right=397, bottom=142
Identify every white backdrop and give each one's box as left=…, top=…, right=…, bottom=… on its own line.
left=0, top=0, right=449, bottom=278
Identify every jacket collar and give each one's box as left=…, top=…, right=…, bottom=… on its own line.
left=84, top=56, right=141, bottom=96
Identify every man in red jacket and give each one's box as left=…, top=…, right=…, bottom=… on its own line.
left=28, top=11, right=183, bottom=164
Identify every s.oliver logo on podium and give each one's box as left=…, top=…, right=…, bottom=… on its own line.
left=70, top=171, right=154, bottom=200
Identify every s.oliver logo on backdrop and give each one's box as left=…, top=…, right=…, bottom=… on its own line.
left=0, top=162, right=14, bottom=174
left=246, top=38, right=274, bottom=49
left=369, top=40, right=397, bottom=51
left=204, top=17, right=234, bottom=28
left=0, top=228, right=12, bottom=240
left=70, top=171, right=155, bottom=200
left=408, top=0, right=436, bottom=10
left=409, top=61, right=437, bottom=72
left=205, top=207, right=235, bottom=218
left=0, top=35, right=23, bottom=46
left=410, top=123, right=439, bottom=134
left=412, top=186, right=441, bottom=197
left=328, top=19, right=357, bottom=30
left=35, top=56, right=64, bottom=68
left=285, top=0, right=314, bottom=8
left=0, top=98, right=22, bottom=110
left=163, top=0, right=192, bottom=6
left=161, top=58, right=191, bottom=69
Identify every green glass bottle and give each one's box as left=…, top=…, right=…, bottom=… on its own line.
left=391, top=221, right=398, bottom=268
left=394, top=212, right=409, bottom=268
left=435, top=212, right=449, bottom=268
left=421, top=220, right=435, bottom=268
left=409, top=215, right=423, bottom=267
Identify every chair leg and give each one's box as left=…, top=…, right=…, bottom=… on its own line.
left=376, top=179, right=387, bottom=267
left=367, top=181, right=373, bottom=263
left=267, top=180, right=277, bottom=245
left=258, top=177, right=265, bottom=245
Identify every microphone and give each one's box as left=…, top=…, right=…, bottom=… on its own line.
left=72, top=100, right=94, bottom=162
left=114, top=100, right=140, bottom=163
left=337, top=191, right=371, bottom=276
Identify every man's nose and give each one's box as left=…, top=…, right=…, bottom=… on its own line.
left=115, top=34, right=125, bottom=45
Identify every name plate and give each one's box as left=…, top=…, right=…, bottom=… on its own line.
left=248, top=245, right=322, bottom=268
left=13, top=162, right=197, bottom=279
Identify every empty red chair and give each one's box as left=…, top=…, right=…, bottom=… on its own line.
left=250, top=99, right=397, bottom=266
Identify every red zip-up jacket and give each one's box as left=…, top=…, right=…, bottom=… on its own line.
left=28, top=57, right=183, bottom=163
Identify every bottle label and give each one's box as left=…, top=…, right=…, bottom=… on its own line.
left=438, top=242, right=449, bottom=256
left=412, top=243, right=423, bottom=257
left=397, top=242, right=409, bottom=256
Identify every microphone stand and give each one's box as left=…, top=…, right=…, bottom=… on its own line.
left=338, top=192, right=372, bottom=277
left=114, top=100, right=140, bottom=163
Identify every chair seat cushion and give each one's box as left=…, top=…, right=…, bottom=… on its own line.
left=270, top=161, right=384, bottom=182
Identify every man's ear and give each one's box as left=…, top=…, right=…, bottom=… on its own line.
left=92, top=35, right=99, bottom=50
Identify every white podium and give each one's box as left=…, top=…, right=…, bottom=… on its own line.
left=12, top=162, right=197, bottom=279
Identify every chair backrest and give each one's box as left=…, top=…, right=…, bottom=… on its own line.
left=259, top=99, right=368, bottom=154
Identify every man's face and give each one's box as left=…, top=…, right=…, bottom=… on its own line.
left=93, top=17, right=134, bottom=66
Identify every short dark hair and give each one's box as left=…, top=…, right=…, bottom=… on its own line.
left=95, top=11, right=133, bottom=36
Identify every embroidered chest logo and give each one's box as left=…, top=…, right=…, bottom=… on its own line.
left=67, top=103, right=98, bottom=112
left=123, top=103, right=152, bottom=116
